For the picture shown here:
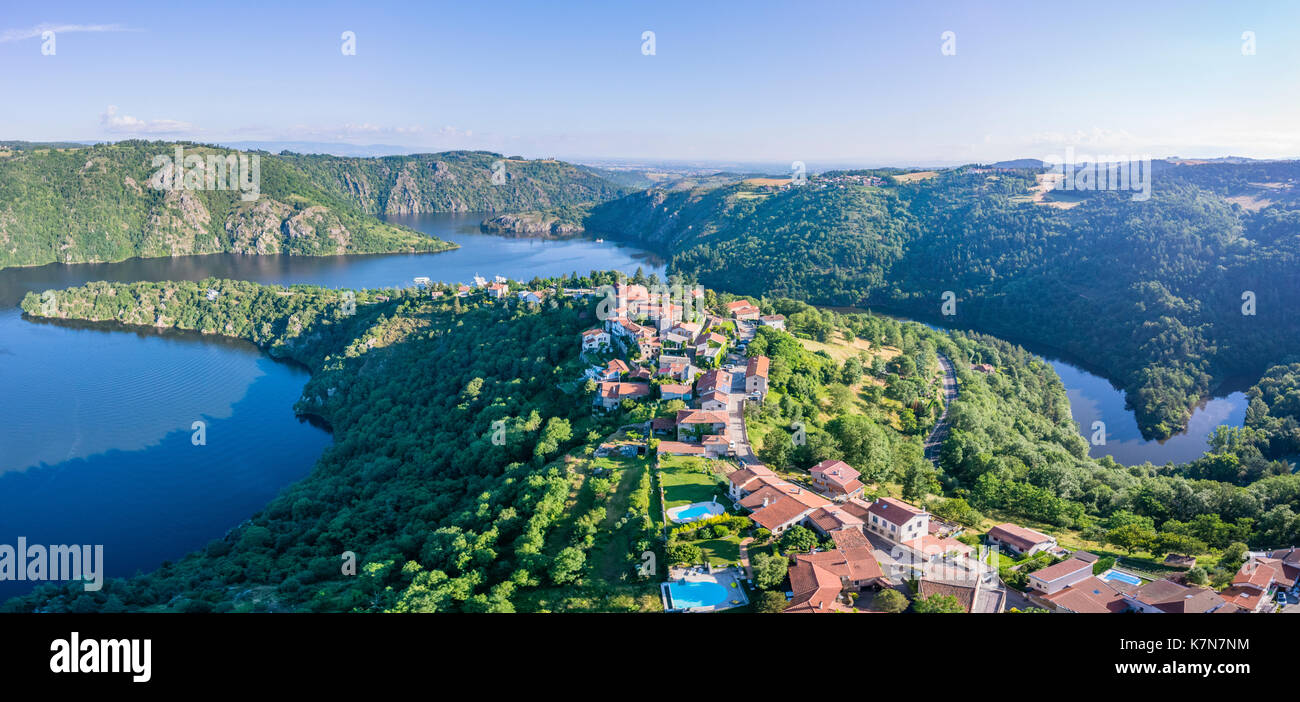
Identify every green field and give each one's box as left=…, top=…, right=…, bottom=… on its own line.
left=658, top=455, right=727, bottom=508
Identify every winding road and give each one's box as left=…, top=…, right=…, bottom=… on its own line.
left=923, top=353, right=958, bottom=464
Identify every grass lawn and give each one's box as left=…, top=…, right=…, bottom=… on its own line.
left=695, top=537, right=742, bottom=567
left=658, top=455, right=725, bottom=508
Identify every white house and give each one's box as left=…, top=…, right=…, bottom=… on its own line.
left=581, top=328, right=611, bottom=351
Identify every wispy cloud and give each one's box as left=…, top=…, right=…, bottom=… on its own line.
left=0, top=23, right=135, bottom=43
left=100, top=106, right=197, bottom=135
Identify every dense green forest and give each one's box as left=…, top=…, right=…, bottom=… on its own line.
left=278, top=151, right=626, bottom=216
left=7, top=277, right=1298, bottom=612
left=0, top=141, right=454, bottom=269
left=583, top=162, right=1300, bottom=440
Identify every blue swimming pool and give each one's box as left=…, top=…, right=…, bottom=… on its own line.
left=666, top=581, right=732, bottom=609
left=1100, top=569, right=1142, bottom=586
left=676, top=504, right=716, bottom=521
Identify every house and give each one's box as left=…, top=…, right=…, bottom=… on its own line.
left=806, top=502, right=867, bottom=535
left=694, top=332, right=727, bottom=363
left=726, top=464, right=778, bottom=502
left=628, top=367, right=653, bottom=382
left=205, top=289, right=220, bottom=301
left=657, top=354, right=696, bottom=382
left=1122, top=579, right=1228, bottom=613
left=593, top=382, right=651, bottom=410
left=1040, top=576, right=1128, bottom=613
left=745, top=356, right=770, bottom=400
left=809, top=459, right=865, bottom=499
left=599, top=359, right=629, bottom=382
left=784, top=547, right=891, bottom=613
left=726, top=299, right=761, bottom=320
left=413, top=276, right=431, bottom=288
left=656, top=441, right=706, bottom=457
left=897, top=533, right=974, bottom=565
left=698, top=389, right=731, bottom=412
left=916, top=578, right=979, bottom=613
left=864, top=497, right=929, bottom=544
left=971, top=363, right=995, bottom=373
left=1025, top=556, right=1095, bottom=596
left=581, top=328, right=611, bottom=351
left=986, top=523, right=1058, bottom=558
left=758, top=314, right=786, bottom=330
left=739, top=480, right=829, bottom=535
left=1220, top=549, right=1299, bottom=612
left=702, top=434, right=730, bottom=458
left=649, top=417, right=677, bottom=436
left=659, top=383, right=693, bottom=402
left=486, top=282, right=509, bottom=299
left=517, top=290, right=547, bottom=304
left=696, top=369, right=732, bottom=396
left=675, top=409, right=728, bottom=439
left=456, top=284, right=471, bottom=297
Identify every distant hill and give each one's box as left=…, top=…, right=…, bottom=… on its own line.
left=581, top=162, right=1300, bottom=440
left=0, top=140, right=454, bottom=269
left=279, top=151, right=627, bottom=216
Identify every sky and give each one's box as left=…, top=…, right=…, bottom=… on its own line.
left=1, top=0, right=1298, bottom=165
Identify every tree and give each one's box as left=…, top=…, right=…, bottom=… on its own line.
left=751, top=552, right=789, bottom=590
left=1221, top=541, right=1248, bottom=567
left=758, top=432, right=791, bottom=470
left=912, top=593, right=964, bottom=613
left=549, top=547, right=586, bottom=585
left=666, top=542, right=702, bottom=565
left=778, top=526, right=817, bottom=554
left=1184, top=565, right=1208, bottom=586
left=1106, top=524, right=1156, bottom=555
left=873, top=588, right=908, bottom=613
left=754, top=590, right=788, bottom=613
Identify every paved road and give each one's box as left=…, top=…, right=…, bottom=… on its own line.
left=923, top=353, right=958, bottom=464
left=726, top=369, right=760, bottom=465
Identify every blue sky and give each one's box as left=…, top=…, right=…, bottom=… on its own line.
left=1, top=0, right=1297, bottom=164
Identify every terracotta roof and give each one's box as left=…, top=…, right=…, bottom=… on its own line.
left=798, top=548, right=887, bottom=585
left=726, top=465, right=776, bottom=490
left=867, top=497, right=926, bottom=526
left=987, top=523, right=1055, bottom=553
left=1127, top=579, right=1226, bottom=613
left=749, top=497, right=816, bottom=531
left=656, top=441, right=705, bottom=456
left=606, top=359, right=629, bottom=374
left=830, top=527, right=872, bottom=551
left=808, top=505, right=865, bottom=533
left=917, top=579, right=976, bottom=613
left=649, top=417, right=676, bottom=431
left=696, top=369, right=732, bottom=394
left=581, top=328, right=606, bottom=338
left=725, top=300, right=755, bottom=312
left=810, top=459, right=861, bottom=486
left=659, top=383, right=691, bottom=395
left=1028, top=557, right=1093, bottom=583
left=1232, top=559, right=1279, bottom=589
left=1219, top=585, right=1265, bottom=611
left=1043, top=576, right=1127, bottom=613
left=785, top=559, right=851, bottom=613
left=746, top=355, right=770, bottom=379
left=675, top=409, right=728, bottom=426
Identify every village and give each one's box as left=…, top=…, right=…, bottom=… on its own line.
left=442, top=275, right=1300, bottom=614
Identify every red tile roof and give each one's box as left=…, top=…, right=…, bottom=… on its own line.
left=746, top=355, right=770, bottom=379
left=1028, top=557, right=1093, bottom=584
left=867, top=497, right=925, bottom=526
left=1043, top=576, right=1127, bottom=613
left=987, top=523, right=1055, bottom=553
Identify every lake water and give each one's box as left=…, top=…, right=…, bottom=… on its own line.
left=0, top=213, right=663, bottom=599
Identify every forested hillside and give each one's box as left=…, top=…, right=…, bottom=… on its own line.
left=584, top=163, right=1300, bottom=439
left=0, top=141, right=454, bottom=269
left=278, top=151, right=625, bottom=215
left=7, top=278, right=1297, bottom=613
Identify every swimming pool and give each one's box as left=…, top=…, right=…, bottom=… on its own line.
left=667, top=501, right=725, bottom=523
left=1100, top=569, right=1142, bottom=586
left=666, top=580, right=732, bottom=609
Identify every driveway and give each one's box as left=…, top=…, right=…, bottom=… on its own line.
left=923, top=353, right=958, bottom=464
